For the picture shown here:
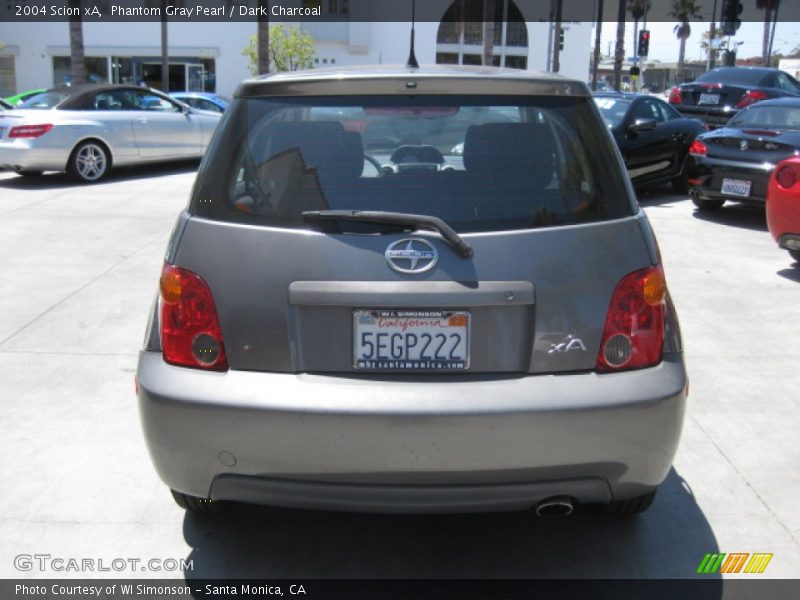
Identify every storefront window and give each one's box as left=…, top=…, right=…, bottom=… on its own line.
left=53, top=56, right=109, bottom=85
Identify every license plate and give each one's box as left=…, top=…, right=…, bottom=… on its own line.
left=721, top=178, right=752, bottom=197
left=698, top=93, right=720, bottom=105
left=353, top=309, right=470, bottom=370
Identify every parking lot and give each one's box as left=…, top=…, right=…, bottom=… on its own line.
left=0, top=165, right=798, bottom=580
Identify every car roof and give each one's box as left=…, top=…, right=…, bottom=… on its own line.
left=237, top=64, right=588, bottom=98
left=31, top=84, right=168, bottom=109
left=592, top=91, right=648, bottom=101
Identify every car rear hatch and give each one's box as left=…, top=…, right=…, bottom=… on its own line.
left=677, top=83, right=751, bottom=110
left=165, top=81, right=659, bottom=376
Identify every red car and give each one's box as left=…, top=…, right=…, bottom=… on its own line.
left=767, top=156, right=800, bottom=263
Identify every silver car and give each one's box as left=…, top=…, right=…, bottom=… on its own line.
left=0, top=84, right=220, bottom=182
left=137, top=66, right=687, bottom=517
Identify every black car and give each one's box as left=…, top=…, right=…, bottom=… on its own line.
left=687, top=98, right=800, bottom=210
left=594, top=92, right=706, bottom=191
left=669, top=67, right=800, bottom=129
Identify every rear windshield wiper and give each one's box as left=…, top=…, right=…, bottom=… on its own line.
left=302, top=210, right=473, bottom=258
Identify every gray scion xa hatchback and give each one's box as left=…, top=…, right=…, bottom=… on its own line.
left=137, top=65, right=687, bottom=517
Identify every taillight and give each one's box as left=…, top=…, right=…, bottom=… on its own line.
left=596, top=266, right=666, bottom=373
left=735, top=90, right=768, bottom=109
left=668, top=87, right=682, bottom=104
left=8, top=124, right=53, bottom=138
left=689, top=139, right=708, bottom=157
left=160, top=264, right=228, bottom=371
left=776, top=164, right=798, bottom=189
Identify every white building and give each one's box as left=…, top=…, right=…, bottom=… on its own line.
left=0, top=0, right=592, bottom=98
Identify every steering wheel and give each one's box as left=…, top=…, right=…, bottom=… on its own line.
left=363, top=153, right=384, bottom=176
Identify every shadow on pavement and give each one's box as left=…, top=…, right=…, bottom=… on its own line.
left=777, top=265, right=800, bottom=282
left=636, top=185, right=691, bottom=207
left=0, top=160, right=199, bottom=190
left=179, top=468, right=720, bottom=583
left=691, top=203, right=767, bottom=232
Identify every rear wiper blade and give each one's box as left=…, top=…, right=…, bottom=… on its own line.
left=302, top=210, right=473, bottom=258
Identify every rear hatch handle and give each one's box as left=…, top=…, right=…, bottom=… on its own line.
left=302, top=210, right=474, bottom=258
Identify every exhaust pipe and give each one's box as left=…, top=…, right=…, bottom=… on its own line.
left=534, top=496, right=575, bottom=517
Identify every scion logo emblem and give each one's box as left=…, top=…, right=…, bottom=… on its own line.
left=385, top=239, right=438, bottom=274
left=739, top=140, right=749, bottom=151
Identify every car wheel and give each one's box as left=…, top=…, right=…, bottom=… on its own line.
left=692, top=197, right=724, bottom=211
left=14, top=168, right=44, bottom=177
left=603, top=491, right=656, bottom=516
left=789, top=249, right=800, bottom=263
left=67, top=140, right=110, bottom=183
left=170, top=489, right=224, bottom=514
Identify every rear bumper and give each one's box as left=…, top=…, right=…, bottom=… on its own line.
left=689, top=156, right=773, bottom=204
left=0, top=142, right=69, bottom=172
left=677, top=107, right=737, bottom=128
left=137, top=351, right=688, bottom=512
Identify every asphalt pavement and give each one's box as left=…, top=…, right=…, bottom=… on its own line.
left=0, top=165, right=798, bottom=581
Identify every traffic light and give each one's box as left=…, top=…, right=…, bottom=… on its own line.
left=638, top=30, right=650, bottom=57
left=721, top=0, right=743, bottom=36
left=559, top=27, right=565, bottom=51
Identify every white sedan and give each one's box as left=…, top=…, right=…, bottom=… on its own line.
left=0, top=84, right=221, bottom=182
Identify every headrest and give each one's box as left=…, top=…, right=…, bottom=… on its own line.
left=463, top=122, right=556, bottom=187
left=265, top=121, right=364, bottom=180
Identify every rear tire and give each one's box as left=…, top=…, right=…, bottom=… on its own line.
left=603, top=491, right=656, bottom=516
left=789, top=249, right=800, bottom=262
left=692, top=197, right=724, bottom=211
left=67, top=140, right=110, bottom=183
left=170, top=489, right=224, bottom=514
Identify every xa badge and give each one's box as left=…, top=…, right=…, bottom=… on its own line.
left=385, top=238, right=438, bottom=273
left=739, top=140, right=749, bottom=151
left=548, top=337, right=587, bottom=354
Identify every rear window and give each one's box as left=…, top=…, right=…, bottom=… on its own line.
left=696, top=69, right=770, bottom=86
left=728, top=104, right=800, bottom=129
left=18, top=92, right=69, bottom=109
left=191, top=95, right=634, bottom=233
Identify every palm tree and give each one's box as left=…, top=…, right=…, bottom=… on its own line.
left=68, top=0, right=86, bottom=85
left=482, top=0, right=496, bottom=66
left=591, top=0, right=604, bottom=89
left=669, top=0, right=702, bottom=85
left=258, top=0, right=269, bottom=74
left=613, top=0, right=625, bottom=90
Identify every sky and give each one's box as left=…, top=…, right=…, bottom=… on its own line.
left=596, top=21, right=800, bottom=64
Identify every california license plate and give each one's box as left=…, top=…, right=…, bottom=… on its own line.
left=698, top=93, right=720, bottom=105
left=721, top=178, right=752, bottom=197
left=353, top=310, right=470, bottom=370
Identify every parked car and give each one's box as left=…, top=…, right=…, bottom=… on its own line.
left=594, top=91, right=706, bottom=191
left=669, top=67, right=800, bottom=129
left=136, top=66, right=687, bottom=517
left=766, top=156, right=800, bottom=263
left=0, top=84, right=221, bottom=182
left=3, top=88, right=46, bottom=106
left=687, top=98, right=800, bottom=210
left=170, top=91, right=229, bottom=113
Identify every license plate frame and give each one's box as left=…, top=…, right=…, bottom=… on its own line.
left=721, top=178, right=752, bottom=197
left=698, top=93, right=721, bottom=106
left=353, top=309, right=471, bottom=371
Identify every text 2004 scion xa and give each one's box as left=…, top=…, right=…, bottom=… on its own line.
left=136, top=65, right=687, bottom=517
